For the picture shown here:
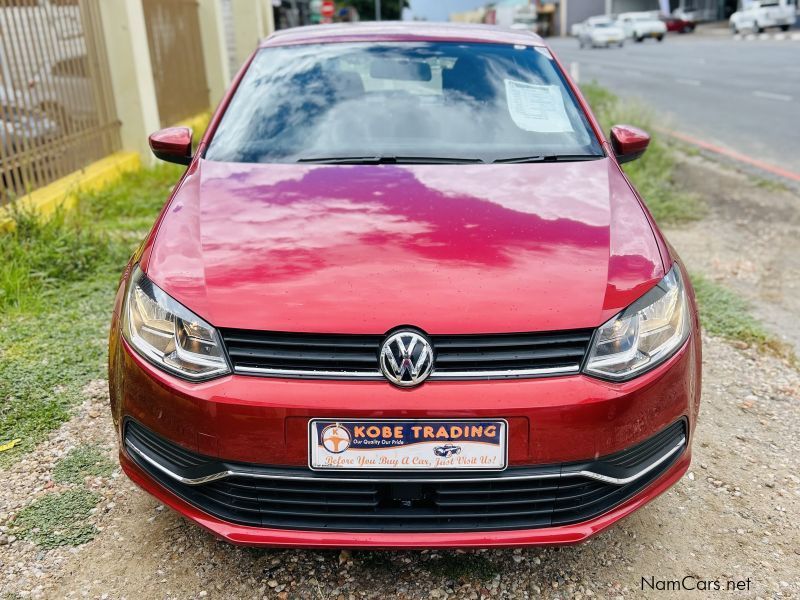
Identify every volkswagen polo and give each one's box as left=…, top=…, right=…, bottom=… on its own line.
left=109, top=22, right=701, bottom=548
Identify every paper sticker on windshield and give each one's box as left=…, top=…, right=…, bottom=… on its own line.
left=504, top=79, right=573, bottom=133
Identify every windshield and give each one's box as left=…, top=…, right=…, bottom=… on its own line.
left=205, top=42, right=603, bottom=164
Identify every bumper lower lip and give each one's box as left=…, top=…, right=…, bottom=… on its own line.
left=121, top=450, right=691, bottom=548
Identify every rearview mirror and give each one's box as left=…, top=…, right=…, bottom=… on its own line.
left=370, top=58, right=432, bottom=81
left=149, top=127, right=193, bottom=165
left=610, top=124, right=650, bottom=164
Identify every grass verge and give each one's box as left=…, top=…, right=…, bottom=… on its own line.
left=53, top=445, right=115, bottom=484
left=358, top=551, right=499, bottom=582
left=0, top=164, right=182, bottom=465
left=12, top=488, right=100, bottom=549
left=422, top=553, right=499, bottom=581
left=581, top=83, right=705, bottom=226
left=692, top=273, right=794, bottom=361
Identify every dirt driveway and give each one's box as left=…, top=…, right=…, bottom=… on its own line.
left=1, top=157, right=799, bottom=600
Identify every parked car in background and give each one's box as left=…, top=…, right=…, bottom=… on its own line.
left=1, top=86, right=59, bottom=198
left=0, top=86, right=60, bottom=153
left=27, top=54, right=96, bottom=129
left=509, top=15, right=538, bottom=33
left=729, top=0, right=796, bottom=33
left=660, top=13, right=696, bottom=33
left=494, top=0, right=537, bottom=30
left=578, top=17, right=625, bottom=48
left=0, top=0, right=84, bottom=89
left=616, top=12, right=667, bottom=42
left=570, top=21, right=585, bottom=37
left=573, top=15, right=612, bottom=39
left=672, top=5, right=716, bottom=23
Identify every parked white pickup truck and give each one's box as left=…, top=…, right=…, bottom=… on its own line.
left=616, top=12, right=667, bottom=42
left=730, top=0, right=796, bottom=34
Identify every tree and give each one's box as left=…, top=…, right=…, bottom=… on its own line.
left=343, top=0, right=409, bottom=21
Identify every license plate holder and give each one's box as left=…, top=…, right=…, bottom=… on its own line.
left=308, top=419, right=508, bottom=472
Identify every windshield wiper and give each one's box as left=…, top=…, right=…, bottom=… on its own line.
left=297, top=155, right=485, bottom=165
left=297, top=154, right=603, bottom=165
left=493, top=154, right=604, bottom=164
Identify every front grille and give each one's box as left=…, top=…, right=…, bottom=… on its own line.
left=220, top=329, right=594, bottom=380
left=125, top=419, right=686, bottom=533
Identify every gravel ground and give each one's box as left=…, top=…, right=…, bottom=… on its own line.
left=666, top=154, right=800, bottom=355
left=1, top=159, right=798, bottom=600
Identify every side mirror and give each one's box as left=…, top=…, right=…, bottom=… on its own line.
left=610, top=124, right=650, bottom=164
left=149, top=127, right=193, bottom=165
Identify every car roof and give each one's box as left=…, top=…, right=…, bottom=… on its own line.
left=260, top=21, right=545, bottom=49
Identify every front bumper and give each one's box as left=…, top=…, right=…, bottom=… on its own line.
left=123, top=415, right=687, bottom=533
left=110, top=329, right=701, bottom=547
left=121, top=447, right=690, bottom=548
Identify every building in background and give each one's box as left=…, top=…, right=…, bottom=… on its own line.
left=451, top=1, right=546, bottom=33
left=449, top=6, right=487, bottom=23
left=493, top=0, right=536, bottom=28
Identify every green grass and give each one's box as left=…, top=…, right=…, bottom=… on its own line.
left=358, top=551, right=499, bottom=582
left=12, top=488, right=100, bottom=549
left=0, top=209, right=114, bottom=314
left=581, top=83, right=705, bottom=225
left=751, top=176, right=790, bottom=194
left=53, top=444, right=115, bottom=484
left=0, top=163, right=182, bottom=466
left=422, top=553, right=499, bottom=581
left=691, top=273, right=792, bottom=360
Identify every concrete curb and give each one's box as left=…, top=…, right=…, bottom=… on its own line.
left=0, top=111, right=211, bottom=232
left=0, top=152, right=141, bottom=232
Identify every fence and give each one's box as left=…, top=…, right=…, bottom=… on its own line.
left=0, top=0, right=120, bottom=206
left=142, top=0, right=210, bottom=127
left=220, top=0, right=239, bottom=76
left=1, top=0, right=272, bottom=211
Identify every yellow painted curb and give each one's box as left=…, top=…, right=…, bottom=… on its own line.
left=0, top=151, right=141, bottom=232
left=0, top=111, right=209, bottom=232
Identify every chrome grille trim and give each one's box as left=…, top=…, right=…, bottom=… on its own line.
left=126, top=433, right=686, bottom=487
left=234, top=366, right=384, bottom=379
left=233, top=364, right=580, bottom=379
left=221, top=328, right=594, bottom=381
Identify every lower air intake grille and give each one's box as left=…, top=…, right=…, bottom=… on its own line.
left=125, top=419, right=687, bottom=533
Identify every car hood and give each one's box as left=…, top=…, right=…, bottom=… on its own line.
left=143, top=158, right=664, bottom=334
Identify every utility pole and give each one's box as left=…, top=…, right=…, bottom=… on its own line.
left=375, top=0, right=381, bottom=21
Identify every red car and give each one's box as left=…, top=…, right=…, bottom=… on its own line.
left=109, top=22, right=701, bottom=548
left=661, top=14, right=697, bottom=33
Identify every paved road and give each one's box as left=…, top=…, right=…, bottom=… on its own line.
left=548, top=35, right=800, bottom=179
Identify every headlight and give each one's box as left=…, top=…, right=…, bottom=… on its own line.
left=122, top=266, right=230, bottom=381
left=584, top=265, right=690, bottom=381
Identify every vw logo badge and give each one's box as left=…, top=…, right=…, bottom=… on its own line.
left=379, top=330, right=434, bottom=387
